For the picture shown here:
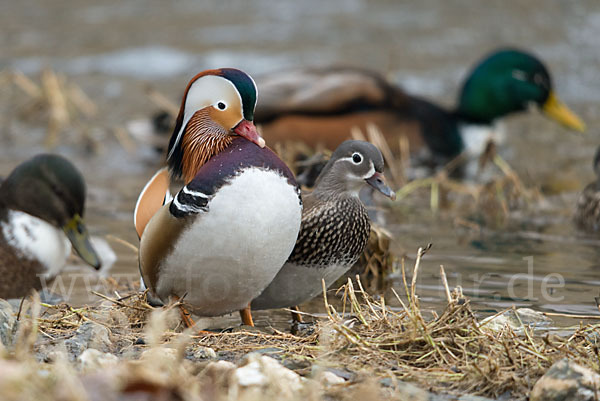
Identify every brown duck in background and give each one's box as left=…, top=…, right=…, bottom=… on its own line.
left=0, top=154, right=101, bottom=299
left=254, top=48, right=585, bottom=167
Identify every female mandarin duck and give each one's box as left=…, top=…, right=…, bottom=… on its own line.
left=574, top=146, right=600, bottom=232
left=134, top=69, right=302, bottom=326
left=254, top=48, right=585, bottom=165
left=0, top=154, right=101, bottom=299
left=251, top=140, right=395, bottom=314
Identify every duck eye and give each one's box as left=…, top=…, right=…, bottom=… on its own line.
left=352, top=153, right=362, bottom=164
left=533, top=73, right=548, bottom=89
left=217, top=101, right=227, bottom=110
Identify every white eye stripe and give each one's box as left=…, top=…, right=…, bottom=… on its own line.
left=337, top=153, right=364, bottom=165
left=336, top=156, right=356, bottom=164
left=167, top=75, right=243, bottom=160
left=336, top=156, right=375, bottom=179
left=361, top=161, right=375, bottom=179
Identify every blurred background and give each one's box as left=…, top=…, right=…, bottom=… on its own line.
left=1, top=0, right=600, bottom=326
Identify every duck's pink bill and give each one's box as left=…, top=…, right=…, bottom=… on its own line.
left=234, top=120, right=265, bottom=148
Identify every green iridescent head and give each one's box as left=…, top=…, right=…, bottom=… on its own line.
left=456, top=48, right=585, bottom=131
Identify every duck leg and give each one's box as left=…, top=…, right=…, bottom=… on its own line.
left=239, top=303, right=255, bottom=327
left=172, top=295, right=195, bottom=328
left=179, top=304, right=196, bottom=328
left=290, top=305, right=304, bottom=323
left=173, top=296, right=212, bottom=334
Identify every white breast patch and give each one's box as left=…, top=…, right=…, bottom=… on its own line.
left=2, top=210, right=71, bottom=279
left=460, top=122, right=506, bottom=158
left=156, top=167, right=302, bottom=316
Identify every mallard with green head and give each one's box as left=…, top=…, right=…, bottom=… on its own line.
left=574, top=147, right=600, bottom=232
left=254, top=48, right=585, bottom=166
left=0, top=154, right=101, bottom=299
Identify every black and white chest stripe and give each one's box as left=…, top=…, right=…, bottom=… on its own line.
left=168, top=137, right=302, bottom=219
left=170, top=185, right=212, bottom=218
left=169, top=168, right=302, bottom=219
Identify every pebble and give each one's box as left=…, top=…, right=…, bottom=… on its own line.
left=530, top=358, right=600, bottom=401
left=64, top=321, right=112, bottom=360
left=202, top=359, right=237, bottom=377
left=186, top=346, right=217, bottom=361
left=231, top=354, right=303, bottom=397
left=0, top=300, right=17, bottom=349
left=78, top=349, right=119, bottom=373
left=317, top=370, right=345, bottom=386
left=140, top=347, right=179, bottom=364
left=480, top=308, right=552, bottom=333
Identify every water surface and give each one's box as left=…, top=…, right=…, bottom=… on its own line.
left=1, top=0, right=600, bottom=329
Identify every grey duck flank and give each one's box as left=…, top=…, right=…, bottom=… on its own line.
left=252, top=140, right=395, bottom=310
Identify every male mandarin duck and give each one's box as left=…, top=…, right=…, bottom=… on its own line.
left=134, top=69, right=302, bottom=326
left=254, top=48, right=585, bottom=165
left=251, top=140, right=395, bottom=314
left=0, top=154, right=101, bottom=299
left=574, top=146, right=600, bottom=232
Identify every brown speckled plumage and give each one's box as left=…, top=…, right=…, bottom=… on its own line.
left=574, top=180, right=600, bottom=232
left=574, top=148, right=600, bottom=232
left=251, top=140, right=394, bottom=310
left=288, top=195, right=370, bottom=267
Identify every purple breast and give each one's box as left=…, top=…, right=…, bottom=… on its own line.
left=187, top=137, right=299, bottom=197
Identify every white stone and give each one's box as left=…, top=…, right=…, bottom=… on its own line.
left=480, top=308, right=551, bottom=333
left=78, top=349, right=118, bottom=373
left=233, top=355, right=302, bottom=393
left=318, top=371, right=345, bottom=386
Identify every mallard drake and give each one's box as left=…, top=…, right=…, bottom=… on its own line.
left=134, top=69, right=302, bottom=325
left=251, top=140, right=394, bottom=313
left=0, top=154, right=101, bottom=299
left=574, top=147, right=600, bottom=232
left=254, top=48, right=585, bottom=165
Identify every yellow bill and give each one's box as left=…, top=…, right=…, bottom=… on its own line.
left=63, top=214, right=102, bottom=270
left=542, top=91, right=586, bottom=132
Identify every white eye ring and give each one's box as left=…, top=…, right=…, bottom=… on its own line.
left=216, top=101, right=228, bottom=111
left=351, top=152, right=362, bottom=164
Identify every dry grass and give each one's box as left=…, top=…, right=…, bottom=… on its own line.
left=1, top=69, right=98, bottom=148
left=322, top=247, right=600, bottom=399
left=0, top=248, right=597, bottom=401
left=356, top=224, right=398, bottom=294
